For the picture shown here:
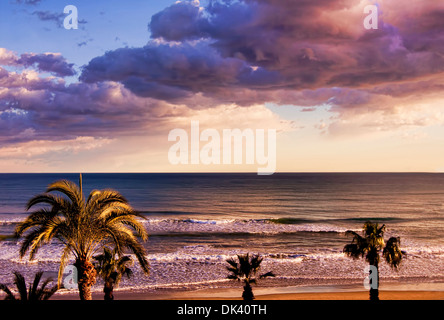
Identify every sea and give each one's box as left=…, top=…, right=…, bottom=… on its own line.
left=0, top=173, right=443, bottom=296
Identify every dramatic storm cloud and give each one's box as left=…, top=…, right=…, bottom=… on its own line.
left=81, top=0, right=444, bottom=115
left=80, top=41, right=281, bottom=103
left=2, top=0, right=444, bottom=171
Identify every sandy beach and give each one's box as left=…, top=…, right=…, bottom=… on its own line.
left=50, top=287, right=444, bottom=300
left=240, top=291, right=444, bottom=300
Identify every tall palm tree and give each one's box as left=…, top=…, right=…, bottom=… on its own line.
left=14, top=174, right=149, bottom=300
left=226, top=253, right=275, bottom=301
left=93, top=247, right=133, bottom=300
left=0, top=271, right=58, bottom=300
left=343, top=221, right=403, bottom=301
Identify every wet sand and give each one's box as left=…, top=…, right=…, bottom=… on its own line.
left=51, top=287, right=444, bottom=300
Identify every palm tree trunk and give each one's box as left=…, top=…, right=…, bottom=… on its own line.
left=369, top=262, right=379, bottom=301
left=75, top=258, right=97, bottom=300
left=78, top=279, right=92, bottom=301
left=242, top=282, right=254, bottom=301
left=104, top=280, right=114, bottom=300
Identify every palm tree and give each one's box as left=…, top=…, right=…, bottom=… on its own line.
left=0, top=271, right=58, bottom=300
left=93, top=247, right=133, bottom=300
left=14, top=174, right=149, bottom=300
left=226, top=253, right=275, bottom=301
left=343, top=221, right=403, bottom=301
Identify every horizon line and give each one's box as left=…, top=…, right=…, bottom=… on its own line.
left=0, top=171, right=443, bottom=174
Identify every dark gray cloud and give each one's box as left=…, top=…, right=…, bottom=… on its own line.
left=18, top=53, right=76, bottom=77
left=0, top=75, right=166, bottom=145
left=81, top=0, right=444, bottom=108
left=0, top=49, right=76, bottom=77
left=149, top=1, right=210, bottom=41
left=3, top=0, right=444, bottom=147
left=80, top=41, right=281, bottom=102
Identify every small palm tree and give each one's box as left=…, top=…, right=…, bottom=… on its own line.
left=343, top=221, right=403, bottom=301
left=15, top=174, right=149, bottom=300
left=226, top=253, right=275, bottom=301
left=93, top=247, right=133, bottom=300
left=0, top=271, right=58, bottom=300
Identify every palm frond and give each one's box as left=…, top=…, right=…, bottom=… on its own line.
left=377, top=224, right=386, bottom=236
left=121, top=238, right=149, bottom=275
left=227, top=274, right=240, bottom=281
left=345, top=230, right=367, bottom=248
left=383, top=237, right=403, bottom=269
left=18, top=228, right=44, bottom=259
left=86, top=189, right=101, bottom=206
left=95, top=189, right=129, bottom=206
left=32, top=273, right=58, bottom=300
left=250, top=254, right=263, bottom=271
left=101, top=210, right=148, bottom=241
left=122, top=267, right=133, bottom=279
left=226, top=257, right=242, bottom=279
left=0, top=283, right=16, bottom=300
left=40, top=281, right=58, bottom=300
left=86, top=190, right=129, bottom=219
left=29, top=271, right=44, bottom=300
left=26, top=193, right=72, bottom=212
left=117, top=255, right=133, bottom=272
left=226, top=258, right=239, bottom=268
left=238, top=253, right=253, bottom=278
left=13, top=272, right=28, bottom=301
left=343, top=243, right=364, bottom=259
left=15, top=208, right=56, bottom=237
left=57, top=245, right=74, bottom=287
left=46, top=179, right=84, bottom=209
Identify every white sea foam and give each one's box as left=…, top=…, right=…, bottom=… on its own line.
left=0, top=216, right=25, bottom=224
left=1, top=216, right=443, bottom=292
left=1, top=239, right=443, bottom=293
left=143, top=217, right=353, bottom=235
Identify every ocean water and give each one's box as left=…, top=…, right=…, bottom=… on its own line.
left=0, top=173, right=443, bottom=295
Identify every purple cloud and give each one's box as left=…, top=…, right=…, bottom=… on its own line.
left=149, top=1, right=210, bottom=41
left=0, top=48, right=76, bottom=77
left=80, top=41, right=281, bottom=102
left=18, top=53, right=76, bottom=77
left=81, top=0, right=444, bottom=109
left=0, top=77, right=163, bottom=145
left=3, top=0, right=444, bottom=148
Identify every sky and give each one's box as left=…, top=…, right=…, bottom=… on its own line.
left=1, top=0, right=444, bottom=173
